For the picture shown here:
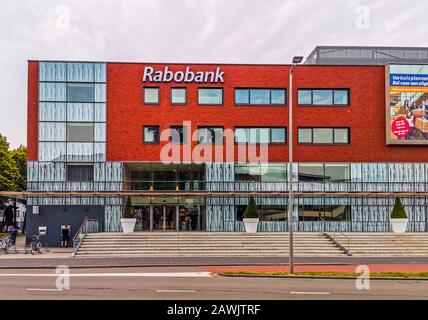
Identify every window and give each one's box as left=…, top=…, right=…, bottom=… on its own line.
left=143, top=87, right=159, bottom=104
left=260, top=163, right=287, bottom=182
left=235, top=164, right=261, bottom=182
left=171, top=87, right=186, bottom=104
left=67, top=84, right=94, bottom=102
left=235, top=89, right=286, bottom=105
left=170, top=126, right=187, bottom=144
left=298, top=163, right=351, bottom=183
left=143, top=126, right=160, bottom=143
left=66, top=164, right=94, bottom=181
left=198, top=88, right=223, bottom=105
left=297, top=89, right=350, bottom=106
left=270, top=128, right=286, bottom=143
left=298, top=127, right=350, bottom=144
left=235, top=127, right=286, bottom=144
left=197, top=127, right=224, bottom=144
left=67, top=123, right=94, bottom=142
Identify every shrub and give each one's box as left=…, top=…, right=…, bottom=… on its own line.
left=244, top=195, right=260, bottom=219
left=391, top=196, right=407, bottom=219
left=123, top=196, right=134, bottom=219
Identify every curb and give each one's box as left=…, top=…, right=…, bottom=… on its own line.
left=218, top=273, right=428, bottom=281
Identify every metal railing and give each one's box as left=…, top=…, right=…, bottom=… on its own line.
left=26, top=180, right=428, bottom=193
left=320, top=217, right=352, bottom=256
left=72, top=218, right=100, bottom=257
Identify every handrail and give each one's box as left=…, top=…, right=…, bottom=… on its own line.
left=320, top=217, right=352, bottom=256
left=71, top=218, right=100, bottom=257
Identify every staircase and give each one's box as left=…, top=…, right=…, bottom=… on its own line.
left=330, top=233, right=428, bottom=257
left=73, top=232, right=346, bottom=258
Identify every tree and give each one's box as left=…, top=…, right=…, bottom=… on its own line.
left=10, top=145, right=27, bottom=191
left=244, top=195, right=260, bottom=219
left=123, top=196, right=134, bottom=218
left=0, top=134, right=21, bottom=192
left=391, top=196, right=407, bottom=219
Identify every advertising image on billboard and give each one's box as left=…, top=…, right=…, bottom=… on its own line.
left=386, top=64, right=428, bottom=145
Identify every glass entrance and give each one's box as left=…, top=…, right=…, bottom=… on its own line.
left=134, top=205, right=203, bottom=231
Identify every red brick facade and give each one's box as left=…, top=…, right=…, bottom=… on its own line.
left=27, top=62, right=428, bottom=162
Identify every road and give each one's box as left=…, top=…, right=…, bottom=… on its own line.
left=0, top=266, right=427, bottom=300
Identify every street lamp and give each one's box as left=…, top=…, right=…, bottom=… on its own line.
left=288, top=55, right=303, bottom=274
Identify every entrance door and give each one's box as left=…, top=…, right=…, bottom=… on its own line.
left=152, top=205, right=176, bottom=231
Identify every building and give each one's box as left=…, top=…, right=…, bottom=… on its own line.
left=26, top=52, right=428, bottom=246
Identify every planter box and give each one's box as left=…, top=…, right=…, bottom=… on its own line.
left=120, top=218, right=136, bottom=233
left=391, top=218, right=408, bottom=233
left=243, top=218, right=259, bottom=233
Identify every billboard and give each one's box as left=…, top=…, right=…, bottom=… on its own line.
left=386, top=64, right=428, bottom=145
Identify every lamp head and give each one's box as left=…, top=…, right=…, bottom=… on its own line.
left=292, top=56, right=304, bottom=64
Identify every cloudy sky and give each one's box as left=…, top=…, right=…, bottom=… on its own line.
left=0, top=0, right=427, bottom=148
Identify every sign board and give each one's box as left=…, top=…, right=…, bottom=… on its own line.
left=386, top=64, right=428, bottom=145
left=142, top=66, right=224, bottom=83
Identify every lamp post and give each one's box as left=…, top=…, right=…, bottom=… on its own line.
left=288, top=56, right=303, bottom=274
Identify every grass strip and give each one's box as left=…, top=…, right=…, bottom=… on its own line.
left=219, top=271, right=428, bottom=279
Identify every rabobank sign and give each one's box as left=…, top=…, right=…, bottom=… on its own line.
left=143, top=66, right=224, bottom=83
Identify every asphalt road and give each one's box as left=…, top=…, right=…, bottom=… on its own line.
left=0, top=267, right=428, bottom=300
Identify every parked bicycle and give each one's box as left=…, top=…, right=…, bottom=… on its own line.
left=28, top=235, right=44, bottom=255
left=0, top=235, right=18, bottom=254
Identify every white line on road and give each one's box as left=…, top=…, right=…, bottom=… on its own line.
left=0, top=272, right=212, bottom=278
left=290, top=291, right=331, bottom=295
left=26, top=288, right=62, bottom=292
left=156, top=290, right=196, bottom=293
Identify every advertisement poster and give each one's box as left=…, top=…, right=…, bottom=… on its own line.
left=386, top=64, right=428, bottom=145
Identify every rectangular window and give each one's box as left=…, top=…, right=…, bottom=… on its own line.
left=197, top=127, right=224, bottom=144
left=67, top=123, right=94, bottom=142
left=171, top=87, right=186, bottom=104
left=297, top=89, right=350, bottom=106
left=170, top=126, right=187, bottom=144
left=143, top=87, right=160, bottom=104
left=198, top=88, right=223, bottom=105
left=235, top=127, right=286, bottom=144
left=235, top=88, right=286, bottom=105
left=298, top=127, right=350, bottom=144
left=143, top=126, right=160, bottom=143
left=67, top=83, right=94, bottom=102
left=66, top=164, right=94, bottom=182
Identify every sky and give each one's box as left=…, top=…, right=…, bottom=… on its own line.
left=0, top=0, right=427, bottom=148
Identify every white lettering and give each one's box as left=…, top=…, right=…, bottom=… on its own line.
left=143, top=66, right=224, bottom=83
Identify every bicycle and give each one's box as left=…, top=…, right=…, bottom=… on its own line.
left=0, top=235, right=18, bottom=254
left=28, top=235, right=43, bottom=255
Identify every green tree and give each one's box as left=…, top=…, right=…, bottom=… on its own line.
left=391, top=196, right=407, bottom=219
left=244, top=195, right=260, bottom=218
left=10, top=145, right=27, bottom=191
left=123, top=196, right=134, bottom=218
left=0, top=134, right=21, bottom=191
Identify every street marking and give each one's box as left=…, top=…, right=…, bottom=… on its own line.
left=290, top=291, right=331, bottom=295
left=156, top=290, right=196, bottom=293
left=0, top=272, right=212, bottom=278
left=26, top=288, right=62, bottom=292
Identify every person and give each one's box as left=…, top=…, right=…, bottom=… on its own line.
left=9, top=223, right=19, bottom=245
left=405, top=113, right=415, bottom=140
left=61, top=225, right=70, bottom=248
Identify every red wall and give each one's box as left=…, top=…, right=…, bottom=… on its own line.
left=27, top=61, right=38, bottom=161
left=27, top=61, right=428, bottom=163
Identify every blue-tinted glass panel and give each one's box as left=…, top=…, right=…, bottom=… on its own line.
left=67, top=83, right=94, bottom=102
left=298, top=90, right=312, bottom=105
left=313, top=90, right=333, bottom=105
left=271, top=128, right=286, bottom=143
left=250, top=89, right=270, bottom=104
left=198, top=88, right=223, bottom=105
left=271, top=90, right=285, bottom=104
left=235, top=89, right=249, bottom=104
left=333, top=90, right=349, bottom=105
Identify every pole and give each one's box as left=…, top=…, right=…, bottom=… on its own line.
left=288, top=64, right=295, bottom=274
